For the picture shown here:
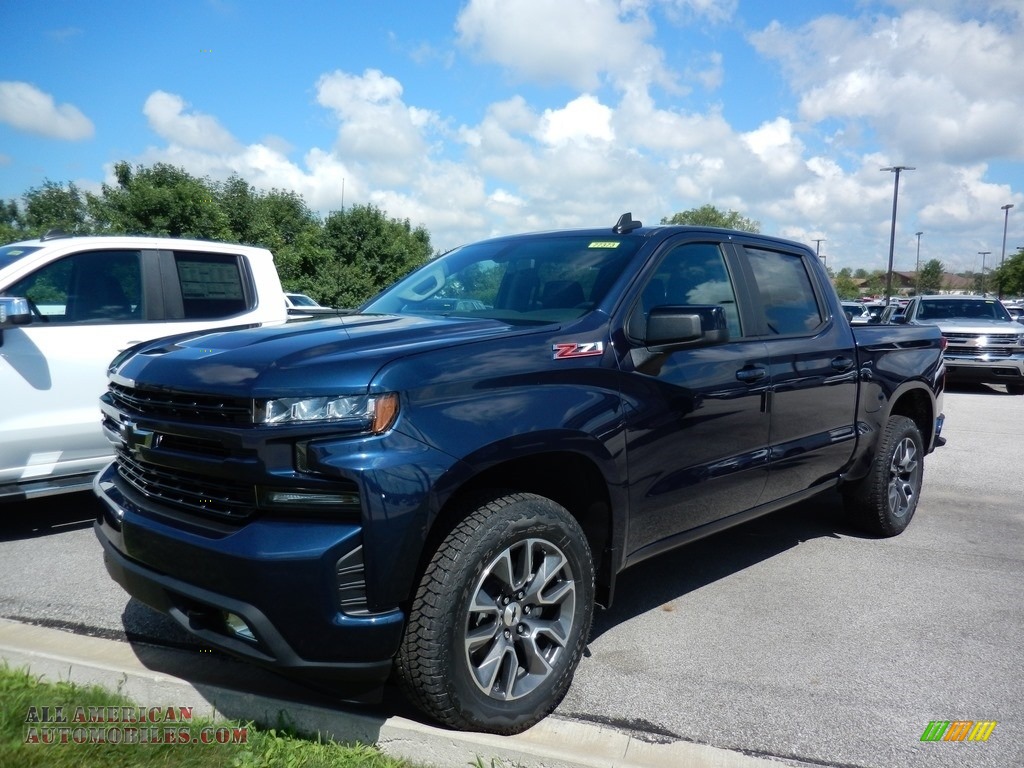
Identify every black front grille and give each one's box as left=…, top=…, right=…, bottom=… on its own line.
left=116, top=450, right=256, bottom=521
left=109, top=382, right=253, bottom=425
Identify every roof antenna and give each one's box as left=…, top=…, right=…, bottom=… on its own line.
left=41, top=228, right=69, bottom=241
left=613, top=212, right=641, bottom=234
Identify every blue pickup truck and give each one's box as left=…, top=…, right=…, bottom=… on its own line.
left=93, top=214, right=944, bottom=734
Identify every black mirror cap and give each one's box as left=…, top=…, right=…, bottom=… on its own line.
left=646, top=305, right=729, bottom=348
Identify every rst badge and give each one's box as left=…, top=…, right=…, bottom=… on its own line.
left=552, top=341, right=605, bottom=359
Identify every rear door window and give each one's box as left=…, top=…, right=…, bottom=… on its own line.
left=744, top=247, right=824, bottom=336
left=171, top=252, right=251, bottom=320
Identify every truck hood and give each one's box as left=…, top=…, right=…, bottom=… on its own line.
left=921, top=318, right=1024, bottom=333
left=111, top=312, right=536, bottom=397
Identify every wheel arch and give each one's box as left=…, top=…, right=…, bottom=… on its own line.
left=418, top=446, right=621, bottom=610
left=885, top=382, right=938, bottom=451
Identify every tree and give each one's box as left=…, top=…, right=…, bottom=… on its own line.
left=88, top=162, right=231, bottom=240
left=22, top=181, right=90, bottom=236
left=992, top=249, right=1024, bottom=298
left=862, top=270, right=886, bottom=296
left=916, top=259, right=945, bottom=295
left=833, top=268, right=861, bottom=300
left=661, top=204, right=760, bottom=232
left=0, top=199, right=22, bottom=244
left=320, top=204, right=433, bottom=308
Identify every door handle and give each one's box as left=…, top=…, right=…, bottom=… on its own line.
left=831, top=356, right=855, bottom=372
left=735, top=365, right=767, bottom=383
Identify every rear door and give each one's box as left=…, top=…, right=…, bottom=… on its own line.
left=736, top=242, right=859, bottom=501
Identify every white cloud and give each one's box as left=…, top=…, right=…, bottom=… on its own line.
left=750, top=9, right=1024, bottom=163
left=537, top=95, right=614, bottom=146
left=315, top=69, right=440, bottom=187
left=456, top=0, right=673, bottom=91
left=0, top=81, right=93, bottom=140
left=118, top=4, right=1022, bottom=273
left=143, top=91, right=239, bottom=152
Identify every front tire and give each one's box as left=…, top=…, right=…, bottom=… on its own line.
left=843, top=415, right=924, bottom=537
left=396, top=492, right=595, bottom=734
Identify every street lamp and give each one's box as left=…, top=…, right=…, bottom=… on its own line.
left=814, top=238, right=826, bottom=270
left=881, top=166, right=915, bottom=302
left=915, top=231, right=923, bottom=295
left=978, top=251, right=991, bottom=295
left=999, top=203, right=1014, bottom=299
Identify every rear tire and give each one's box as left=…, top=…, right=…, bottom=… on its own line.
left=843, top=415, right=924, bottom=537
left=396, top=492, right=595, bottom=734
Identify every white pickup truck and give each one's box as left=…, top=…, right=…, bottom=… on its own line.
left=0, top=233, right=289, bottom=501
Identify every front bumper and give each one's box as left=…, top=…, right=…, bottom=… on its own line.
left=92, top=464, right=403, bottom=698
left=942, top=353, right=1024, bottom=385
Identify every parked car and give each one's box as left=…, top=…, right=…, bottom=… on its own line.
left=894, top=294, right=1024, bottom=394
left=284, top=292, right=322, bottom=309
left=841, top=301, right=872, bottom=324
left=94, top=214, right=944, bottom=734
left=0, top=233, right=288, bottom=501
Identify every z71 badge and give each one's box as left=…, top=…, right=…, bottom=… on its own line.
left=552, top=341, right=605, bottom=359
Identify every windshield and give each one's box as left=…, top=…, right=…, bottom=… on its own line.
left=917, top=298, right=1013, bottom=321
left=362, top=234, right=641, bottom=325
left=0, top=244, right=42, bottom=272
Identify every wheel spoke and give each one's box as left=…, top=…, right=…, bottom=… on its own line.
left=465, top=617, right=499, bottom=654
left=470, top=634, right=517, bottom=695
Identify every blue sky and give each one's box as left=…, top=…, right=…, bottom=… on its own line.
left=2, top=0, right=1022, bottom=276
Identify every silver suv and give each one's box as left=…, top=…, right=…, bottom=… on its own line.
left=896, top=295, right=1024, bottom=394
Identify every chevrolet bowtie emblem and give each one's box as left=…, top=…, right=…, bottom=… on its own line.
left=122, top=420, right=158, bottom=454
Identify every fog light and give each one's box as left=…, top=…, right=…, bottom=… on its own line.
left=259, top=488, right=360, bottom=507
left=224, top=612, right=255, bottom=642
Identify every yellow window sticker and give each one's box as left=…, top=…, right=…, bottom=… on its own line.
left=588, top=241, right=621, bottom=249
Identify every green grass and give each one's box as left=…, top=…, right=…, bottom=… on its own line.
left=0, top=663, right=412, bottom=768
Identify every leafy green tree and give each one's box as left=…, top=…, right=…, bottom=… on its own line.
left=853, top=268, right=868, bottom=279
left=862, top=270, right=886, bottom=296
left=833, top=269, right=861, bottom=300
left=320, top=204, right=432, bottom=308
left=88, top=162, right=231, bottom=240
left=661, top=204, right=760, bottom=232
left=992, top=249, right=1024, bottom=298
left=21, top=181, right=90, bottom=236
left=916, top=259, right=945, bottom=295
left=0, top=199, right=22, bottom=244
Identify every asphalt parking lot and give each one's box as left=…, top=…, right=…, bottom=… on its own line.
left=1, top=383, right=1022, bottom=767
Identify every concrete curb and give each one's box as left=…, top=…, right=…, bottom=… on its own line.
left=1, top=618, right=785, bottom=768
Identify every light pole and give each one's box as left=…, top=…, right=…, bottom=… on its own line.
left=881, top=166, right=915, bottom=302
left=978, top=251, right=991, bottom=295
left=915, top=231, right=923, bottom=295
left=814, top=238, right=826, bottom=270
left=999, top=204, right=1014, bottom=299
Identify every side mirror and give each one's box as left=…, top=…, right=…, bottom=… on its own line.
left=645, top=305, right=729, bottom=348
left=0, top=296, right=33, bottom=347
left=0, top=296, right=32, bottom=326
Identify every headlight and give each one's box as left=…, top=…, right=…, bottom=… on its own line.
left=255, top=392, right=399, bottom=433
